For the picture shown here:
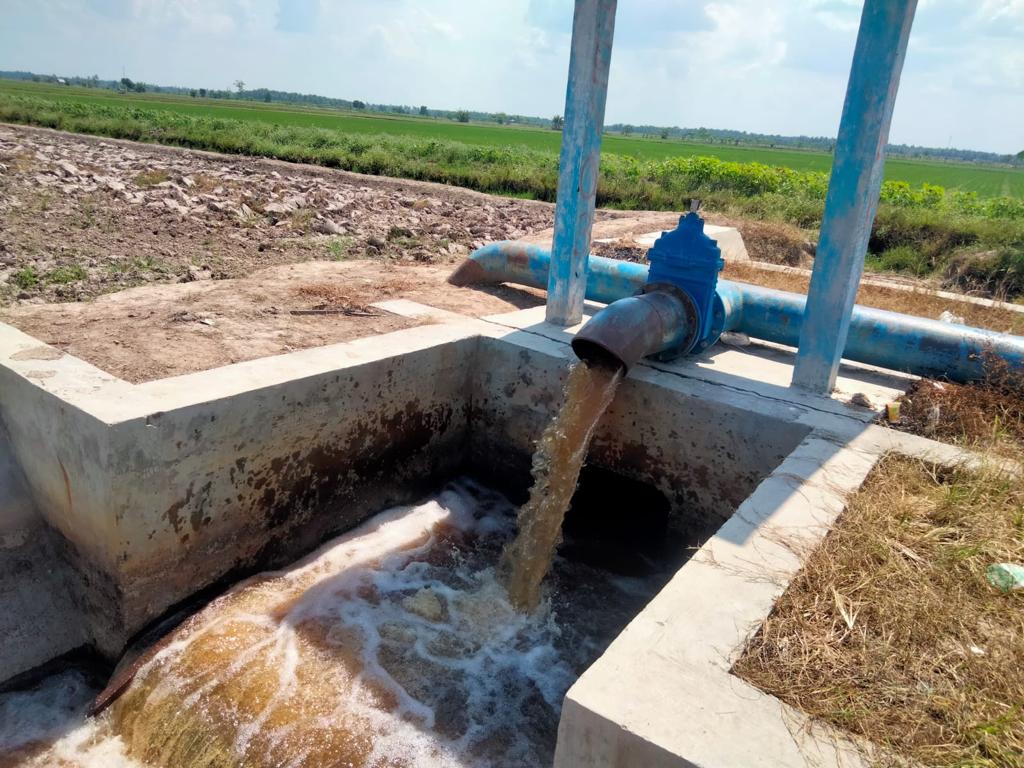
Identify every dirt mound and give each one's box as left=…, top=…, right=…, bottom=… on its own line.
left=0, top=125, right=554, bottom=306
left=731, top=219, right=813, bottom=266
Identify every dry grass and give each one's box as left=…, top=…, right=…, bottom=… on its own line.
left=132, top=169, right=169, bottom=188
left=294, top=274, right=420, bottom=311
left=894, top=356, right=1024, bottom=462
left=734, top=454, right=1024, bottom=767
left=732, top=219, right=813, bottom=266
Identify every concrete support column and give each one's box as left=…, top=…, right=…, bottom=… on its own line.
left=792, top=0, right=917, bottom=393
left=546, top=0, right=617, bottom=326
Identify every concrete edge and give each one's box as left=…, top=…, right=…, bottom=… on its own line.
left=554, top=420, right=980, bottom=767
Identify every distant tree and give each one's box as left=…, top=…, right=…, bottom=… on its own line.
left=88, top=74, right=99, bottom=88
left=456, top=110, right=470, bottom=123
left=621, top=124, right=633, bottom=136
left=120, top=77, right=134, bottom=91
left=199, top=87, right=207, bottom=97
left=550, top=114, right=564, bottom=130
left=189, top=89, right=197, bottom=98
left=660, top=127, right=669, bottom=140
left=263, top=90, right=271, bottom=103
left=495, top=112, right=508, bottom=125
left=1018, top=150, right=1024, bottom=160
left=419, top=105, right=428, bottom=116
left=133, top=82, right=145, bottom=93
left=234, top=79, right=245, bottom=94
left=352, top=100, right=366, bottom=109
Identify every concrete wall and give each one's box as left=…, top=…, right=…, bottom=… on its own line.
left=0, top=307, right=872, bottom=694
left=469, top=334, right=810, bottom=543
left=0, top=419, right=88, bottom=682
left=106, top=340, right=474, bottom=640
left=0, top=420, right=37, bottom=550
left=0, top=321, right=480, bottom=667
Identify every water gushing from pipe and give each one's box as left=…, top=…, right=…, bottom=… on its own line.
left=499, top=362, right=623, bottom=612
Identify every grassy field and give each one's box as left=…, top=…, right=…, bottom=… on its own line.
left=3, top=79, right=1022, bottom=198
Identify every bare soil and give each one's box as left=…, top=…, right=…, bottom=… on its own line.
left=1, top=260, right=543, bottom=383
left=0, top=124, right=559, bottom=305
left=2, top=124, right=1021, bottom=382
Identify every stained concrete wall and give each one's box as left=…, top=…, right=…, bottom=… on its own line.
left=0, top=311, right=831, bottom=686
left=0, top=323, right=480, bottom=666
left=468, top=333, right=810, bottom=543
left=0, top=421, right=37, bottom=549
left=105, top=340, right=474, bottom=640
left=0, top=419, right=88, bottom=682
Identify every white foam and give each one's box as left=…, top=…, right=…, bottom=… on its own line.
left=0, top=670, right=142, bottom=767
left=1, top=478, right=663, bottom=768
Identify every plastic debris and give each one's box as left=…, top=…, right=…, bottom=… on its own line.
left=939, top=310, right=965, bottom=325
left=719, top=331, right=750, bottom=347
left=886, top=402, right=901, bottom=423
left=986, top=563, right=1024, bottom=593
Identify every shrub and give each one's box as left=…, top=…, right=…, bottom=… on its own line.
left=12, top=267, right=38, bottom=289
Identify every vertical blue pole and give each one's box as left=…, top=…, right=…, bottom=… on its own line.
left=546, top=0, right=617, bottom=326
left=792, top=0, right=917, bottom=393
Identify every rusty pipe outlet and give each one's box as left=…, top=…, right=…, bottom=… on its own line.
left=571, top=284, right=699, bottom=372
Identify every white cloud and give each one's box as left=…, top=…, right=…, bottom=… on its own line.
left=0, top=0, right=1020, bottom=152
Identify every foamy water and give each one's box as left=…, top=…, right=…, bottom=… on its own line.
left=1, top=479, right=669, bottom=768
left=501, top=363, right=623, bottom=611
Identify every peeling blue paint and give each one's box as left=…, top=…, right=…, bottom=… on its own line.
left=792, top=0, right=918, bottom=393
left=547, top=0, right=617, bottom=327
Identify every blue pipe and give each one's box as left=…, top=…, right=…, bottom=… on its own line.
left=449, top=241, right=1024, bottom=383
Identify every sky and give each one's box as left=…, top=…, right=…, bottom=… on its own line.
left=1, top=0, right=1022, bottom=154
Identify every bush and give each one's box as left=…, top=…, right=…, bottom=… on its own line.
left=12, top=267, right=38, bottom=289
left=865, top=245, right=931, bottom=277
left=944, top=247, right=1024, bottom=298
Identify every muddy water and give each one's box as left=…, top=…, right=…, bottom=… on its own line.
left=1, top=478, right=670, bottom=768
left=500, top=363, right=624, bottom=612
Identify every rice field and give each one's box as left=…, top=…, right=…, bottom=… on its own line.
left=2, top=78, right=1021, bottom=198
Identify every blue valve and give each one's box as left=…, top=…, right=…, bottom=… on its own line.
left=646, top=212, right=726, bottom=353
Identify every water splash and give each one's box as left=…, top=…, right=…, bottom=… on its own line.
left=1, top=478, right=665, bottom=768
left=500, top=362, right=624, bottom=612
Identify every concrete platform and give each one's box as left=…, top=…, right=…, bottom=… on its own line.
left=0, top=296, right=975, bottom=766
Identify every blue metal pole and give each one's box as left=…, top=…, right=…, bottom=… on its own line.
left=546, top=0, right=617, bottom=326
left=791, top=0, right=917, bottom=393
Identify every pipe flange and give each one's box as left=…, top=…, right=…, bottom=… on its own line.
left=696, top=293, right=726, bottom=353
left=638, top=282, right=701, bottom=361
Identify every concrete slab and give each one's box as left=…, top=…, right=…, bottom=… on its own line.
left=630, top=225, right=750, bottom=263
left=482, top=305, right=912, bottom=419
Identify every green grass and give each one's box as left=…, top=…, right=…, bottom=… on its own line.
left=326, top=237, right=355, bottom=260
left=46, top=264, right=87, bottom=284
left=3, top=78, right=1021, bottom=198
left=12, top=267, right=38, bottom=289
